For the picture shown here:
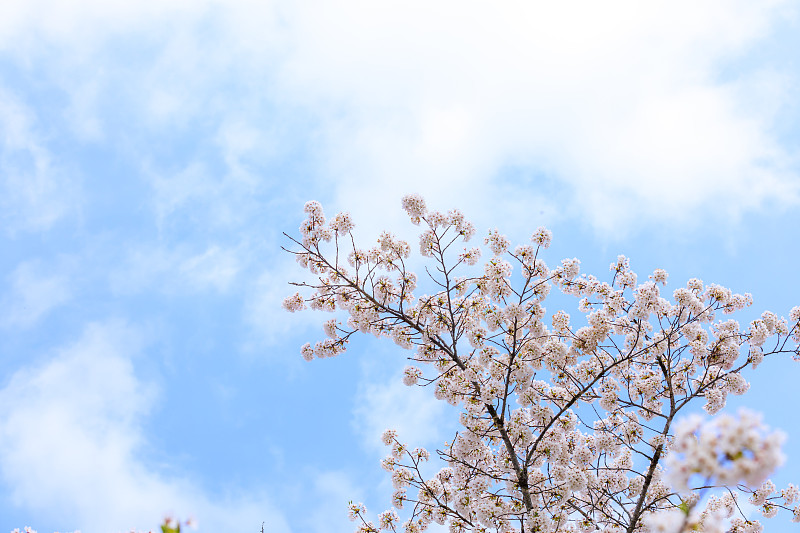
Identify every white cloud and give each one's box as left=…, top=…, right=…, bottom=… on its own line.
left=179, top=245, right=240, bottom=292
left=0, top=0, right=197, bottom=55
left=298, top=470, right=364, bottom=533
left=149, top=162, right=212, bottom=224
left=0, top=260, right=72, bottom=328
left=242, top=257, right=326, bottom=348
left=0, top=320, right=289, bottom=533
left=0, top=86, right=80, bottom=234
left=3, top=1, right=797, bottom=237
left=110, top=243, right=242, bottom=295
left=265, top=0, right=800, bottom=234
left=348, top=366, right=454, bottom=533
left=353, top=367, right=453, bottom=454
left=148, top=162, right=258, bottom=231
left=146, top=145, right=268, bottom=235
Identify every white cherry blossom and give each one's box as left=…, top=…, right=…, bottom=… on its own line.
left=285, top=195, right=800, bottom=533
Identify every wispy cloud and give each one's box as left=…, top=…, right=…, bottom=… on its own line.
left=297, top=470, right=365, bottom=533
left=147, top=161, right=264, bottom=233
left=0, top=260, right=72, bottom=328
left=179, top=245, right=240, bottom=292
left=351, top=367, right=453, bottom=533
left=242, top=257, right=327, bottom=348
left=0, top=87, right=80, bottom=234
left=265, top=1, right=800, bottom=234
left=110, top=243, right=242, bottom=295
left=0, top=320, right=288, bottom=533
left=353, top=368, right=453, bottom=454
left=4, top=1, right=796, bottom=238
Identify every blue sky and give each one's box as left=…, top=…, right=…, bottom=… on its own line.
left=1, top=1, right=799, bottom=532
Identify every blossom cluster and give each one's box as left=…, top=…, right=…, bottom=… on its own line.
left=9, top=516, right=196, bottom=533
left=10, top=529, right=79, bottom=533
left=10, top=529, right=80, bottom=533
left=285, top=195, right=800, bottom=533
left=665, top=410, right=785, bottom=492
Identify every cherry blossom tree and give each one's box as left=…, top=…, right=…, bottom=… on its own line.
left=283, top=195, right=800, bottom=533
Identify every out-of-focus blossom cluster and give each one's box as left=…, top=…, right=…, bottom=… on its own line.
left=9, top=516, right=197, bottom=533
left=11, top=526, right=81, bottom=533
left=665, top=410, right=784, bottom=493
left=285, top=195, right=800, bottom=533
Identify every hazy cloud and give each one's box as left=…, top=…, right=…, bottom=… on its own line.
left=0, top=320, right=287, bottom=533
left=0, top=87, right=80, bottom=234
left=110, top=243, right=242, bottom=295
left=0, top=260, right=72, bottom=328
left=3, top=1, right=797, bottom=237
left=353, top=369, right=452, bottom=454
